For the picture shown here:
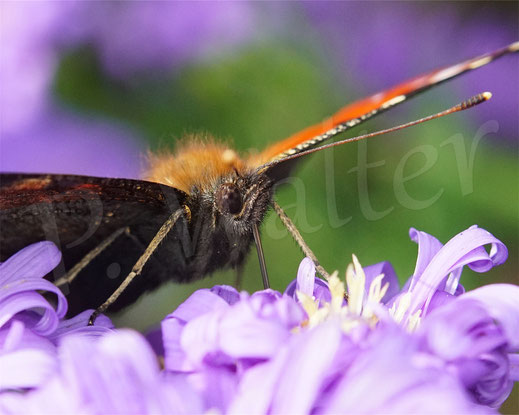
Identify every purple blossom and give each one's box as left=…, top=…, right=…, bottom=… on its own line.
left=0, top=226, right=517, bottom=413
left=56, top=2, right=258, bottom=79
left=287, top=225, right=515, bottom=408
left=1, top=1, right=257, bottom=178
left=0, top=107, right=144, bottom=178
left=0, top=242, right=113, bottom=393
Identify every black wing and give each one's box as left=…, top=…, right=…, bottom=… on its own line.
left=0, top=173, right=190, bottom=314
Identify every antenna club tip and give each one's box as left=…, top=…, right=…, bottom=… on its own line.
left=509, top=41, right=519, bottom=53
left=482, top=91, right=492, bottom=100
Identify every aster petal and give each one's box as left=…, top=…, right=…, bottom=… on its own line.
left=285, top=258, right=331, bottom=305
left=186, top=367, right=238, bottom=412
left=297, top=257, right=316, bottom=296
left=363, top=261, right=399, bottom=304
left=0, top=241, right=61, bottom=284
left=409, top=227, right=444, bottom=289
left=228, top=345, right=290, bottom=415
left=0, top=321, right=58, bottom=390
left=50, top=310, right=113, bottom=341
left=509, top=354, right=519, bottom=381
left=162, top=317, right=189, bottom=371
left=255, top=294, right=305, bottom=328
left=171, top=288, right=230, bottom=323
left=218, top=303, right=291, bottom=360
left=0, top=242, right=67, bottom=334
left=461, top=284, right=519, bottom=350
left=58, top=330, right=189, bottom=414
left=421, top=299, right=507, bottom=361
left=210, top=285, right=240, bottom=305
left=269, top=322, right=342, bottom=414
left=1, top=330, right=203, bottom=414
left=321, top=326, right=489, bottom=414
left=180, top=312, right=222, bottom=366
left=0, top=292, right=61, bottom=336
left=408, top=226, right=508, bottom=314
left=162, top=289, right=231, bottom=370
left=229, top=322, right=342, bottom=415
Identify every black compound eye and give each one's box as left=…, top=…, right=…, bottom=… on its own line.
left=216, top=183, right=243, bottom=215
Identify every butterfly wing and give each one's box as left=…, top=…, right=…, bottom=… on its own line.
left=0, top=173, right=190, bottom=313
left=253, top=42, right=518, bottom=167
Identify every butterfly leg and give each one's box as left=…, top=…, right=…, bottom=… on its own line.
left=55, top=226, right=130, bottom=288
left=271, top=200, right=330, bottom=280
left=234, top=262, right=245, bottom=290
left=88, top=209, right=184, bottom=325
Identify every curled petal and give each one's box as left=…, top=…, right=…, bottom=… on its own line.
left=461, top=284, right=519, bottom=350
left=421, top=299, right=507, bottom=361
left=0, top=292, right=61, bottom=336
left=472, top=351, right=514, bottom=408
left=409, top=227, right=444, bottom=289
left=0, top=241, right=61, bottom=284
left=408, top=226, right=508, bottom=314
left=0, top=242, right=67, bottom=334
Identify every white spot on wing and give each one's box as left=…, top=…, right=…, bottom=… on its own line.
left=383, top=95, right=406, bottom=108
left=468, top=56, right=492, bottom=69
left=430, top=64, right=464, bottom=83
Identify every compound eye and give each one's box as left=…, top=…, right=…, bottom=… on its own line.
left=216, top=183, right=242, bottom=215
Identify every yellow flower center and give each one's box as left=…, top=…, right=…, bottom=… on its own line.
left=297, top=255, right=422, bottom=333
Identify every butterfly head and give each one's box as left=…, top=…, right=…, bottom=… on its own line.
left=213, top=170, right=273, bottom=235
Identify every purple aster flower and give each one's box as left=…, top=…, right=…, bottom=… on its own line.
left=0, top=2, right=63, bottom=135
left=1, top=2, right=143, bottom=179
left=1, top=228, right=516, bottom=413
left=293, top=225, right=515, bottom=408
left=0, top=242, right=113, bottom=392
left=2, top=1, right=258, bottom=178
left=155, top=225, right=515, bottom=412
left=56, top=2, right=258, bottom=79
left=1, top=107, right=144, bottom=179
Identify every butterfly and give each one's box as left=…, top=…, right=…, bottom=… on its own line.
left=1, top=42, right=517, bottom=321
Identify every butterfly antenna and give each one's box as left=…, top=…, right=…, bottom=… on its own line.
left=252, top=223, right=270, bottom=289
left=260, top=92, right=492, bottom=171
